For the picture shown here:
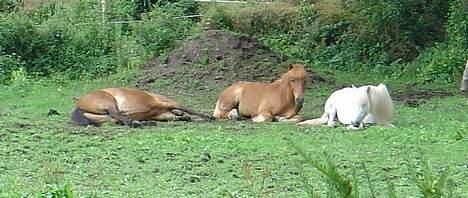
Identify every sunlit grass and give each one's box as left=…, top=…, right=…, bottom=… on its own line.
left=0, top=71, right=466, bottom=197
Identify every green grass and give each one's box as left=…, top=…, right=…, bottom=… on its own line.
left=0, top=71, right=467, bottom=197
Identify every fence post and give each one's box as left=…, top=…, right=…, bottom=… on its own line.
left=461, top=60, right=468, bottom=96
left=101, top=0, right=107, bottom=23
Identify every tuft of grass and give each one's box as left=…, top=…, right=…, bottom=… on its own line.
left=224, top=161, right=271, bottom=198
left=293, top=143, right=355, bottom=198
left=38, top=183, right=74, bottom=198
left=361, top=162, right=376, bottom=198
left=386, top=176, right=398, bottom=198
left=294, top=142, right=460, bottom=197
left=406, top=146, right=455, bottom=197
left=243, top=161, right=271, bottom=198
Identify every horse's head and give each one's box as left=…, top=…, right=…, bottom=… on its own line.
left=347, top=86, right=371, bottom=127
left=284, top=64, right=307, bottom=107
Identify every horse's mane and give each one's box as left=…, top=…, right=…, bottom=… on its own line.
left=368, top=84, right=394, bottom=123
left=275, top=66, right=307, bottom=84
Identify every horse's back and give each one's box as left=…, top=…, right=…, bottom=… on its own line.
left=101, top=88, right=157, bottom=113
left=76, top=90, right=117, bottom=114
left=146, top=92, right=180, bottom=109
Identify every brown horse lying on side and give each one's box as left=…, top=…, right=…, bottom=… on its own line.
left=71, top=88, right=213, bottom=127
left=213, top=64, right=307, bottom=122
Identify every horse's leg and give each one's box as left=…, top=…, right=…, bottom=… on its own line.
left=297, top=112, right=329, bottom=126
left=137, top=120, right=158, bottom=126
left=83, top=113, right=118, bottom=126
left=381, top=123, right=395, bottom=128
left=213, top=84, right=242, bottom=119
left=171, top=109, right=184, bottom=116
left=213, top=99, right=237, bottom=119
left=106, top=108, right=142, bottom=128
left=77, top=91, right=141, bottom=127
left=276, top=115, right=304, bottom=123
left=154, top=111, right=191, bottom=122
left=228, top=109, right=240, bottom=120
left=326, top=108, right=337, bottom=127
left=252, top=111, right=273, bottom=122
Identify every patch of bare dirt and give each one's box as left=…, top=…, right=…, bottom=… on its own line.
left=392, top=84, right=454, bottom=107
left=135, top=30, right=329, bottom=93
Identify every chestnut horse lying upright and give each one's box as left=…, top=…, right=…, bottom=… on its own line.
left=71, top=88, right=213, bottom=127
left=213, top=64, right=307, bottom=122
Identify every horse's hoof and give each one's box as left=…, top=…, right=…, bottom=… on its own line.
left=346, top=125, right=362, bottom=130
left=205, top=116, right=216, bottom=121
left=176, top=116, right=191, bottom=122
left=142, top=120, right=158, bottom=126
left=228, top=109, right=239, bottom=120
left=172, top=109, right=185, bottom=116
left=129, top=120, right=142, bottom=128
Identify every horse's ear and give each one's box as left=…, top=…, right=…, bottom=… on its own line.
left=288, top=64, right=293, bottom=70
left=352, top=84, right=357, bottom=89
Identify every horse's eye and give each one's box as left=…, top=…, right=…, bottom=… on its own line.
left=291, top=79, right=295, bottom=82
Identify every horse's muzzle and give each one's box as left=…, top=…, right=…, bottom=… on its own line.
left=295, top=97, right=304, bottom=106
left=351, top=121, right=360, bottom=128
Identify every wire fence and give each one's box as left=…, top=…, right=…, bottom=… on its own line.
left=29, top=0, right=285, bottom=26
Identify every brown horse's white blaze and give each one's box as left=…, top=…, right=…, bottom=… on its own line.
left=71, top=88, right=213, bottom=127
left=213, top=64, right=307, bottom=122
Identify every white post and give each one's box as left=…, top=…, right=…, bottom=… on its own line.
left=101, top=0, right=107, bottom=23
left=460, top=60, right=468, bottom=95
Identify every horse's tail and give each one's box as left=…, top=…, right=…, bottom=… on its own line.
left=296, top=113, right=328, bottom=126
left=71, top=107, right=97, bottom=126
left=174, top=106, right=215, bottom=121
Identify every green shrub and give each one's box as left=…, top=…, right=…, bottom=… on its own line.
left=201, top=1, right=457, bottom=75
left=0, top=0, right=21, bottom=13
left=202, top=3, right=300, bottom=36
left=203, top=6, right=234, bottom=30
left=132, top=4, right=195, bottom=57
left=0, top=2, right=120, bottom=80
left=417, top=0, right=468, bottom=82
left=0, top=1, right=196, bottom=83
left=0, top=54, right=24, bottom=83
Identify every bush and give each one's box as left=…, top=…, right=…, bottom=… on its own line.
left=0, top=1, right=196, bottom=84
left=132, top=4, right=196, bottom=57
left=202, top=3, right=300, bottom=36
left=0, top=3, right=120, bottom=80
left=417, top=0, right=468, bottom=82
left=201, top=0, right=458, bottom=76
left=0, top=0, right=21, bottom=13
left=0, top=54, right=24, bottom=83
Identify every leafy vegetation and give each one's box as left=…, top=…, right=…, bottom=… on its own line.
left=0, top=1, right=467, bottom=197
left=201, top=0, right=467, bottom=81
left=0, top=0, right=197, bottom=83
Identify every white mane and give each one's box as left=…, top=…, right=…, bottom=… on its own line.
left=363, top=84, right=394, bottom=125
left=298, top=83, right=394, bottom=129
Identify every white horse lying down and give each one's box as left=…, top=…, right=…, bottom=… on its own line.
left=298, top=84, right=394, bottom=129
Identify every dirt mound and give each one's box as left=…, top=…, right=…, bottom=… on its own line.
left=136, top=30, right=292, bottom=92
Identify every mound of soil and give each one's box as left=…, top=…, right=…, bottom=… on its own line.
left=135, top=30, right=329, bottom=93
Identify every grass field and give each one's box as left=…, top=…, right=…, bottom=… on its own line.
left=0, top=70, right=467, bottom=197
